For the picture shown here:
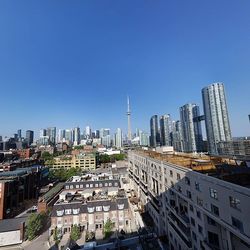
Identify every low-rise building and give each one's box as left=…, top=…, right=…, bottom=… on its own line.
left=0, top=165, right=49, bottom=219
left=50, top=153, right=96, bottom=171
left=0, top=217, right=26, bottom=247
left=50, top=175, right=131, bottom=239
left=128, top=150, right=250, bottom=250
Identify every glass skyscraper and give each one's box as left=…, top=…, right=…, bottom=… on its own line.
left=159, top=114, right=172, bottom=146
left=150, top=115, right=160, bottom=147
left=180, top=103, right=203, bottom=153
left=202, top=82, right=232, bottom=154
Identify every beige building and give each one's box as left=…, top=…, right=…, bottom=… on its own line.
left=50, top=153, right=96, bottom=171
left=128, top=150, right=250, bottom=250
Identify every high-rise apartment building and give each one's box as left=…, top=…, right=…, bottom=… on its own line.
left=26, top=130, right=34, bottom=146
left=160, top=114, right=172, bottom=146
left=17, top=129, right=22, bottom=141
left=47, top=127, right=56, bottom=145
left=39, top=129, right=46, bottom=138
left=180, top=104, right=203, bottom=152
left=73, top=127, right=80, bottom=145
left=139, top=130, right=149, bottom=146
left=115, top=128, right=123, bottom=148
left=150, top=115, right=160, bottom=147
left=172, top=120, right=184, bottom=152
left=85, top=126, right=91, bottom=139
left=58, top=129, right=65, bottom=143
left=65, top=129, right=73, bottom=144
left=202, top=83, right=232, bottom=154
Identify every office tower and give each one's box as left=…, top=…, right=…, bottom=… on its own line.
left=127, top=96, right=132, bottom=141
left=102, top=134, right=111, bottom=148
left=65, top=129, right=73, bottom=143
left=58, top=129, right=65, bottom=142
left=172, top=120, right=184, bottom=152
left=47, top=127, right=56, bottom=145
left=85, top=126, right=91, bottom=139
left=202, top=83, right=232, bottom=154
left=26, top=130, right=34, bottom=146
left=40, top=129, right=46, bottom=138
left=150, top=115, right=160, bottom=147
left=160, top=114, right=172, bottom=146
left=73, top=127, right=80, bottom=145
left=100, top=128, right=110, bottom=138
left=0, top=136, right=2, bottom=142
left=115, top=128, right=123, bottom=148
left=180, top=104, right=203, bottom=153
left=248, top=115, right=250, bottom=125
left=17, top=129, right=22, bottom=140
left=95, top=130, right=100, bottom=139
left=139, top=130, right=149, bottom=146
left=13, top=133, right=18, bottom=141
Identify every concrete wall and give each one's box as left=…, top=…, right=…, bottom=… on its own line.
left=0, top=230, right=22, bottom=246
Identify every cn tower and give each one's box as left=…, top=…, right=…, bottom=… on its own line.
left=127, top=96, right=132, bottom=141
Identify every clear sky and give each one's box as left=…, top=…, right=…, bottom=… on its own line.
left=0, top=0, right=250, bottom=138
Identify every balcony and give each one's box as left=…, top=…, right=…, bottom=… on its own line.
left=168, top=212, right=191, bottom=241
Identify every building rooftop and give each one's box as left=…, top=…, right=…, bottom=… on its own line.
left=56, top=188, right=126, bottom=206
left=0, top=217, right=26, bottom=233
left=133, top=150, right=250, bottom=188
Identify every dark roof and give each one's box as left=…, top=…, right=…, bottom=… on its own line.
left=51, top=198, right=129, bottom=217
left=0, top=217, right=26, bottom=233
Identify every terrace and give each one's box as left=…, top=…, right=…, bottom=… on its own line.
left=55, top=189, right=127, bottom=206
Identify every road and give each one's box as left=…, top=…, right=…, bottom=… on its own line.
left=22, top=228, right=50, bottom=250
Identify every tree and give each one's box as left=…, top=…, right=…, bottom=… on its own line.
left=26, top=213, right=47, bottom=240
left=104, top=219, right=114, bottom=238
left=53, top=227, right=60, bottom=245
left=70, top=224, right=81, bottom=241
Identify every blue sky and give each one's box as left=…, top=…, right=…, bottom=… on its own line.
left=0, top=0, right=250, bottom=138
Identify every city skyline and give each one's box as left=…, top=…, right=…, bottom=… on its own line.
left=1, top=1, right=250, bottom=136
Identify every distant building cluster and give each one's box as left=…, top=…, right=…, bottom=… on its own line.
left=150, top=83, right=235, bottom=155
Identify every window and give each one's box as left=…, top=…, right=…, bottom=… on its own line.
left=211, top=204, right=219, bottom=216
left=229, top=196, right=240, bottom=210
left=177, top=173, right=181, bottom=180
left=232, top=217, right=244, bottom=233
left=186, top=190, right=192, bottom=200
left=192, top=231, right=197, bottom=242
left=86, top=184, right=89, bottom=188
left=96, top=206, right=102, bottom=212
left=207, top=216, right=216, bottom=226
left=209, top=188, right=218, bottom=200
left=195, top=182, right=200, bottom=191
left=208, top=232, right=219, bottom=247
left=65, top=209, right=72, bottom=215
left=189, top=204, right=194, bottom=212
left=198, top=225, right=203, bottom=234
left=185, top=177, right=190, bottom=185
left=197, top=197, right=203, bottom=207
left=170, top=170, right=173, bottom=177
left=177, top=186, right=182, bottom=193
left=65, top=185, right=69, bottom=189
left=191, top=217, right=195, bottom=226
left=196, top=210, right=201, bottom=219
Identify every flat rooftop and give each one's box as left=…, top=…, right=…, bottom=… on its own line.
left=55, top=189, right=126, bottom=205
left=134, top=150, right=250, bottom=188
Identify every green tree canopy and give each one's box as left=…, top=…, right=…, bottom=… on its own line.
left=70, top=224, right=81, bottom=241
left=26, top=212, right=48, bottom=241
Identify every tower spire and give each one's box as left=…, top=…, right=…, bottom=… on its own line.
left=127, top=96, right=132, bottom=141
